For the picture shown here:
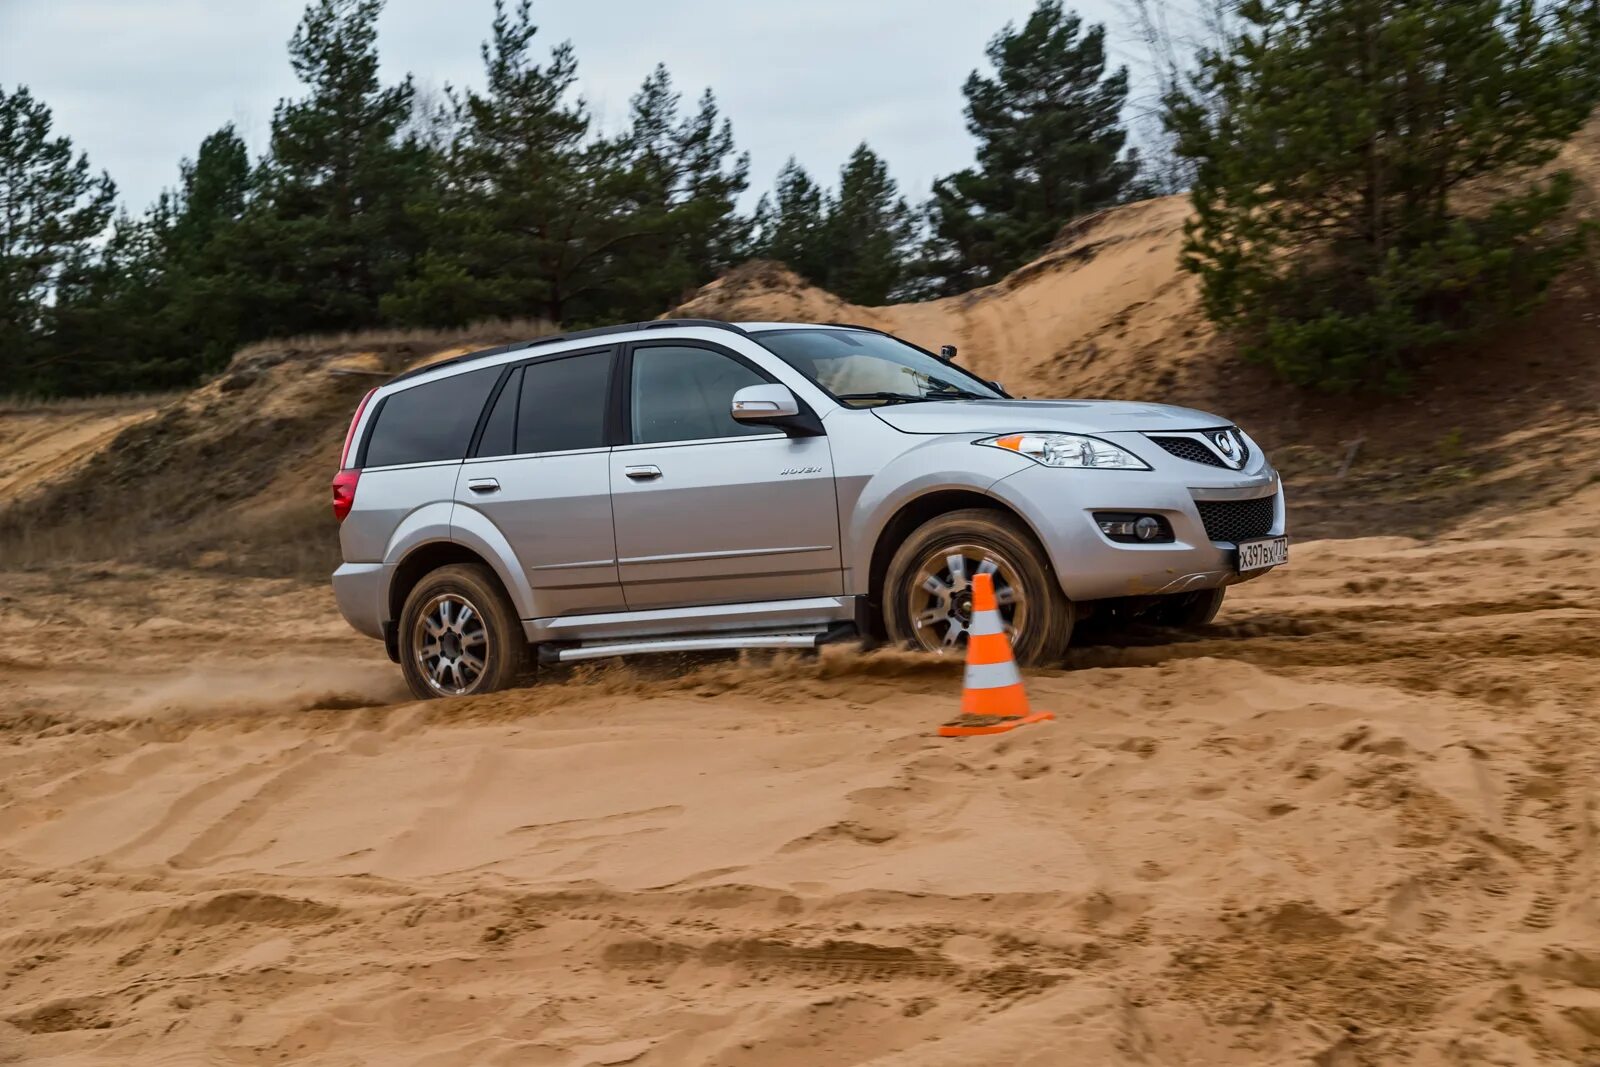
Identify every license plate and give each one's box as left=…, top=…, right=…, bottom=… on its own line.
left=1237, top=536, right=1288, bottom=573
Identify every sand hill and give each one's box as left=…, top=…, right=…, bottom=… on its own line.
left=674, top=195, right=1211, bottom=404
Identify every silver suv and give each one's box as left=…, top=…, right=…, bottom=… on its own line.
left=331, top=320, right=1287, bottom=699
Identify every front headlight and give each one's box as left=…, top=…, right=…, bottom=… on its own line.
left=979, top=432, right=1151, bottom=470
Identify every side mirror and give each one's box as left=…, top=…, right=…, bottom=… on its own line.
left=730, top=384, right=823, bottom=437
left=938, top=344, right=958, bottom=362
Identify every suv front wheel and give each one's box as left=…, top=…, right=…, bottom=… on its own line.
left=399, top=563, right=529, bottom=700
left=882, top=509, right=1074, bottom=667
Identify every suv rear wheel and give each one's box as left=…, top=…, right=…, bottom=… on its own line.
left=399, top=563, right=528, bottom=700
left=882, top=509, right=1074, bottom=667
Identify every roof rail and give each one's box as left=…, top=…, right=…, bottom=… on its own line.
left=388, top=318, right=749, bottom=384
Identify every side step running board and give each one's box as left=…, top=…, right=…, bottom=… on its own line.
left=540, top=623, right=855, bottom=664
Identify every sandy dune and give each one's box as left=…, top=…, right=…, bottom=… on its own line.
left=674, top=196, right=1208, bottom=404
left=0, top=399, right=161, bottom=505
left=3, top=516, right=1598, bottom=1065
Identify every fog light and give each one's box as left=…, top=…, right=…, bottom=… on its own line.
left=1094, top=512, right=1174, bottom=544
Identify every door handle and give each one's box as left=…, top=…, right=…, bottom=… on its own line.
left=624, top=465, right=662, bottom=480
left=467, top=478, right=501, bottom=494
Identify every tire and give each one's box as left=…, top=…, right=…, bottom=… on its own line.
left=398, top=563, right=529, bottom=700
left=1149, top=587, right=1226, bottom=628
left=882, top=508, right=1074, bottom=667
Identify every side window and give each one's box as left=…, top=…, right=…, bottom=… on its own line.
left=516, top=351, right=612, bottom=454
left=630, top=345, right=771, bottom=445
left=363, top=366, right=500, bottom=468
left=475, top=366, right=521, bottom=458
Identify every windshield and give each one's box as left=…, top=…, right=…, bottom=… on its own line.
left=754, top=328, right=1005, bottom=407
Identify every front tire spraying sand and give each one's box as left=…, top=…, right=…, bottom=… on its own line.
left=882, top=509, right=1074, bottom=667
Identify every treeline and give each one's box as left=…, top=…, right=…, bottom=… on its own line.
left=5, top=0, right=1599, bottom=399
left=0, top=0, right=1139, bottom=397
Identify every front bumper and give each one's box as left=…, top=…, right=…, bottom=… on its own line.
left=989, top=461, right=1286, bottom=602
left=331, top=561, right=389, bottom=639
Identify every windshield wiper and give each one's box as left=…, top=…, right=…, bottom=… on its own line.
left=923, top=387, right=992, bottom=400
left=836, top=388, right=994, bottom=406
left=835, top=392, right=929, bottom=406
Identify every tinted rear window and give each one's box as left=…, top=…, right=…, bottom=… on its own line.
left=363, top=367, right=501, bottom=468
left=516, top=351, right=612, bottom=453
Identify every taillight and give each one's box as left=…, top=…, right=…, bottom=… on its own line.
left=331, top=469, right=360, bottom=522
left=333, top=388, right=377, bottom=523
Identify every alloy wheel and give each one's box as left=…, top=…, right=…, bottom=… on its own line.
left=904, top=542, right=1028, bottom=653
left=412, top=593, right=490, bottom=696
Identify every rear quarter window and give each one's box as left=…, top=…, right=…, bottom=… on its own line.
left=362, top=366, right=501, bottom=468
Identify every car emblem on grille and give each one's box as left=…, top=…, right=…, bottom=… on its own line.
left=1210, top=430, right=1244, bottom=468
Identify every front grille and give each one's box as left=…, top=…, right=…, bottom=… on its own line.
left=1196, top=494, right=1277, bottom=543
left=1150, top=436, right=1227, bottom=468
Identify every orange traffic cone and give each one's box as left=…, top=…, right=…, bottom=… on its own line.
left=938, top=572, right=1055, bottom=738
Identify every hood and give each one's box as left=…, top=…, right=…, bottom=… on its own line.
left=869, top=399, right=1229, bottom=435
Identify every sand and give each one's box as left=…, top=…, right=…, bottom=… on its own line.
left=3, top=514, right=1598, bottom=1065
left=0, top=400, right=161, bottom=506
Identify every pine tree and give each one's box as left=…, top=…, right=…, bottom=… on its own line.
left=923, top=1, right=1138, bottom=293
left=627, top=64, right=679, bottom=172
left=751, top=158, right=829, bottom=284
left=155, top=126, right=259, bottom=377
left=671, top=88, right=752, bottom=285
left=385, top=0, right=621, bottom=326
left=750, top=148, right=919, bottom=304
left=605, top=70, right=751, bottom=320
left=250, top=0, right=428, bottom=335
left=825, top=144, right=918, bottom=305
left=50, top=126, right=257, bottom=393
left=0, top=85, right=115, bottom=392
left=49, top=212, right=183, bottom=393
left=168, top=126, right=252, bottom=261
left=1169, top=0, right=1600, bottom=391
left=598, top=65, right=685, bottom=319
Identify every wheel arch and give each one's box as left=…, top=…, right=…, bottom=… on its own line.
left=865, top=489, right=1050, bottom=637
left=388, top=541, right=515, bottom=625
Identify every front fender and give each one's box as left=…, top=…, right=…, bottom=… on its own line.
left=842, top=435, right=1034, bottom=586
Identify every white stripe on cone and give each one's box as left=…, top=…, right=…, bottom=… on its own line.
left=969, top=608, right=1004, bottom=634
left=963, top=659, right=1022, bottom=690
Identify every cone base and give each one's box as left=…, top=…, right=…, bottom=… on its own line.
left=937, top=711, right=1055, bottom=737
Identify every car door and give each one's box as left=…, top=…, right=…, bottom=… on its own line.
left=453, top=347, right=624, bottom=619
left=610, top=341, right=843, bottom=611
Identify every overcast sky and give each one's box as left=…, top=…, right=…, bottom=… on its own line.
left=0, top=0, right=1138, bottom=215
